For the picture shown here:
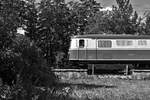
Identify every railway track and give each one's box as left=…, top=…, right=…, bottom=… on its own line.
left=51, top=67, right=129, bottom=75
left=51, top=68, right=87, bottom=72
left=51, top=68, right=150, bottom=80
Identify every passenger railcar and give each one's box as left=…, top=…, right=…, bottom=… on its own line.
left=69, top=34, right=150, bottom=65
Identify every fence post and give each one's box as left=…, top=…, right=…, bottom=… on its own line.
left=125, top=64, right=129, bottom=75
left=92, top=64, right=95, bottom=75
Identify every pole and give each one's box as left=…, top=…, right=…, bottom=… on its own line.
left=125, top=64, right=129, bottom=75
left=92, top=64, right=95, bottom=75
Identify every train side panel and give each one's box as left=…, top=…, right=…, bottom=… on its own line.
left=69, top=37, right=150, bottom=63
left=97, top=50, right=150, bottom=60
left=86, top=39, right=97, bottom=60
left=70, top=49, right=150, bottom=61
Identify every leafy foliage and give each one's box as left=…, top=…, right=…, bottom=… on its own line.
left=0, top=0, right=25, bottom=50
left=23, top=0, right=39, bottom=41
left=0, top=0, right=27, bottom=86
left=37, top=0, right=69, bottom=66
left=86, top=0, right=141, bottom=34
left=68, top=0, right=102, bottom=35
left=0, top=0, right=57, bottom=99
left=145, top=15, right=150, bottom=34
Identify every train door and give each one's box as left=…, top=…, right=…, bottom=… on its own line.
left=78, top=39, right=87, bottom=60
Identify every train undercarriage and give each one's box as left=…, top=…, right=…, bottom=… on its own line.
left=70, top=60, right=150, bottom=75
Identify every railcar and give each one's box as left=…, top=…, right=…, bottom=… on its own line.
left=68, top=34, right=150, bottom=73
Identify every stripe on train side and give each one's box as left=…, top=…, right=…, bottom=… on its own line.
left=69, top=50, right=150, bottom=60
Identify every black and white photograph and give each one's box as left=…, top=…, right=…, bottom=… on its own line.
left=1, top=0, right=150, bottom=100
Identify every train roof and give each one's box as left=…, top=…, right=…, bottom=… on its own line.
left=73, top=34, right=150, bottom=39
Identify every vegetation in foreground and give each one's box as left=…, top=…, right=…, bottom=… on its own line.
left=7, top=72, right=149, bottom=100
left=46, top=73, right=150, bottom=100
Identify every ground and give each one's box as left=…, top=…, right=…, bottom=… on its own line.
left=52, top=72, right=150, bottom=100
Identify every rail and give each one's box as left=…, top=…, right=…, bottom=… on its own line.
left=51, top=69, right=87, bottom=72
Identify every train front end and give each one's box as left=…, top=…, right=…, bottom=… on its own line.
left=69, top=37, right=78, bottom=61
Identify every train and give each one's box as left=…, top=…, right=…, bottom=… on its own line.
left=68, top=34, right=150, bottom=74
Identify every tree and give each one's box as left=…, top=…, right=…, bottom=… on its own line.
left=145, top=15, right=150, bottom=34
left=86, top=0, right=140, bottom=34
left=68, top=0, right=101, bottom=35
left=111, top=0, right=135, bottom=34
left=0, top=0, right=25, bottom=51
left=12, top=34, right=57, bottom=99
left=0, top=0, right=27, bottom=85
left=23, top=0, right=39, bottom=41
left=0, top=0, right=58, bottom=99
left=86, top=10, right=113, bottom=34
left=35, top=0, right=73, bottom=67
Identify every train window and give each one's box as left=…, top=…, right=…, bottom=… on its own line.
left=138, top=40, right=147, bottom=46
left=79, top=39, right=84, bottom=48
left=98, top=40, right=112, bottom=48
left=116, top=40, right=133, bottom=46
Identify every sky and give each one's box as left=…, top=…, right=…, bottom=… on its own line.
left=96, top=0, right=150, bottom=16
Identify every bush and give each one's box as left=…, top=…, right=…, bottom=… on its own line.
left=0, top=35, right=58, bottom=99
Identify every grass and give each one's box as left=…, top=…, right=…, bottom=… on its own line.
left=52, top=72, right=150, bottom=100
